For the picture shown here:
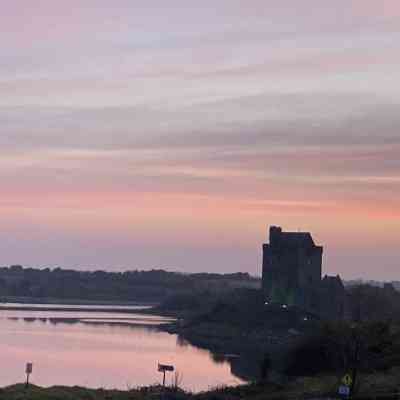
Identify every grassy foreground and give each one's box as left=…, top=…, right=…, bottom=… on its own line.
left=1, top=369, right=399, bottom=400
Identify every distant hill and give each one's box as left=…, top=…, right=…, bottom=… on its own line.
left=0, top=265, right=260, bottom=304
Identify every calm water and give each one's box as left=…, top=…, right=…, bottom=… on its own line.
left=0, top=305, right=244, bottom=392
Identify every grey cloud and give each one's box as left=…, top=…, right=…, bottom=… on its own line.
left=1, top=91, right=399, bottom=152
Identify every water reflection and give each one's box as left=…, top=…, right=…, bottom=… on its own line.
left=0, top=308, right=244, bottom=392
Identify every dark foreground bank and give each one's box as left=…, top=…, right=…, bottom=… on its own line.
left=1, top=369, right=400, bottom=400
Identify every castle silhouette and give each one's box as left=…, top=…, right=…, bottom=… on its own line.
left=262, top=226, right=346, bottom=319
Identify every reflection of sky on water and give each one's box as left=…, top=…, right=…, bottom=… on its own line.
left=1, top=310, right=175, bottom=325
left=0, top=308, right=244, bottom=391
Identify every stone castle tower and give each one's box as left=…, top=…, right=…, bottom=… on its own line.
left=262, top=226, right=345, bottom=318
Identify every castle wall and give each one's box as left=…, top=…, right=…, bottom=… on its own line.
left=263, top=244, right=301, bottom=305
left=297, top=246, right=322, bottom=288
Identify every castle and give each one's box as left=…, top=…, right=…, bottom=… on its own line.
left=262, top=226, right=346, bottom=319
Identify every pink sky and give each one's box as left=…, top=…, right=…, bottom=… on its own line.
left=1, top=1, right=399, bottom=279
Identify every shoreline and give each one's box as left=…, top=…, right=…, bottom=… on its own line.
left=0, top=305, right=153, bottom=314
left=0, top=302, right=177, bottom=329
left=0, top=296, right=158, bottom=307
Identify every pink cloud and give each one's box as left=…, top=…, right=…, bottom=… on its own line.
left=352, top=0, right=400, bottom=18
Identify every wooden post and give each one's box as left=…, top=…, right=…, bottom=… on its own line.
left=350, top=335, right=360, bottom=398
left=25, top=363, right=33, bottom=388
left=158, top=363, right=174, bottom=388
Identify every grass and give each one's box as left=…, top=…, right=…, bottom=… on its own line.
left=1, top=370, right=399, bottom=400
left=0, top=384, right=172, bottom=400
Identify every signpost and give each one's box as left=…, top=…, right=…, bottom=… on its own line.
left=158, top=363, right=174, bottom=387
left=338, top=373, right=353, bottom=398
left=25, top=363, right=33, bottom=387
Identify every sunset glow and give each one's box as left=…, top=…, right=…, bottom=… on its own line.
left=1, top=1, right=399, bottom=279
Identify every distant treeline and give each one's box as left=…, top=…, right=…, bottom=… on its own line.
left=0, top=265, right=260, bottom=303
left=345, top=279, right=400, bottom=291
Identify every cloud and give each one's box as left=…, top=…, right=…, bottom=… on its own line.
left=0, top=0, right=399, bottom=278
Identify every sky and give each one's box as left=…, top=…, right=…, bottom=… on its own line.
left=1, top=1, right=399, bottom=279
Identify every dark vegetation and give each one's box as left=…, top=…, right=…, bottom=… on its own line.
left=159, top=289, right=321, bottom=381
left=157, top=284, right=400, bottom=386
left=0, top=265, right=259, bottom=303
left=2, top=372, right=400, bottom=400
left=285, top=283, right=400, bottom=376
left=281, top=285, right=400, bottom=394
left=347, top=283, right=400, bottom=321
left=285, top=321, right=400, bottom=376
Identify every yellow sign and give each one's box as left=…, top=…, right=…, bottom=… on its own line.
left=342, top=374, right=352, bottom=387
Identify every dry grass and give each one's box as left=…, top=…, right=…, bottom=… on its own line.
left=0, top=371, right=399, bottom=400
